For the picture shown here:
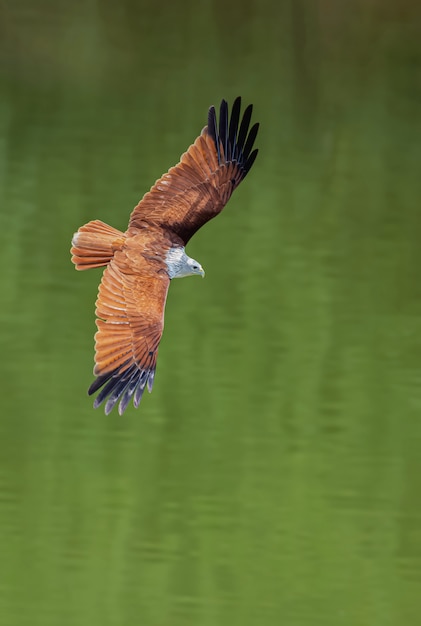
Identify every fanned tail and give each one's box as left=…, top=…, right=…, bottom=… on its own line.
left=71, top=220, right=125, bottom=271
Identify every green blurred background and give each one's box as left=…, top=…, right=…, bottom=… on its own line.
left=0, top=1, right=421, bottom=624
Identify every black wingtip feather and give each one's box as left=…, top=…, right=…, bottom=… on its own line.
left=219, top=100, right=228, bottom=160
left=207, top=97, right=258, bottom=180
left=243, top=149, right=259, bottom=178
left=242, top=122, right=260, bottom=161
left=207, top=105, right=220, bottom=163
left=236, top=104, right=253, bottom=152
left=228, top=96, right=242, bottom=158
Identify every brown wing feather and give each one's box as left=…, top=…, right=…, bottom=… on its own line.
left=88, top=246, right=170, bottom=415
left=129, top=97, right=259, bottom=244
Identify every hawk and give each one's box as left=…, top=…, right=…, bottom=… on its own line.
left=71, top=97, right=259, bottom=414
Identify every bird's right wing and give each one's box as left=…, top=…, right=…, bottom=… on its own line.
left=88, top=255, right=170, bottom=415
left=128, top=97, right=259, bottom=244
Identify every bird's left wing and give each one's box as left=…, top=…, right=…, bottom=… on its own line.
left=128, top=97, right=259, bottom=244
left=88, top=254, right=170, bottom=415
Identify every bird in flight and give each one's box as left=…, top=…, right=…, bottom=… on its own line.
left=71, top=97, right=259, bottom=414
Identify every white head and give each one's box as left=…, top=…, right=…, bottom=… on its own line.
left=165, top=247, right=205, bottom=279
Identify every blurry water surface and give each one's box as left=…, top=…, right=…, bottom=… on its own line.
left=0, top=1, right=421, bottom=624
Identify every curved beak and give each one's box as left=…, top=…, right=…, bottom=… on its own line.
left=199, top=267, right=205, bottom=278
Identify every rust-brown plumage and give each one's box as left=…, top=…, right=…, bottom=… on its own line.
left=71, top=97, right=259, bottom=414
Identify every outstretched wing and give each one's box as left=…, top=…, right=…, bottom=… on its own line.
left=128, top=97, right=259, bottom=244
left=88, top=255, right=170, bottom=415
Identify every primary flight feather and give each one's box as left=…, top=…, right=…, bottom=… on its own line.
left=71, top=97, right=259, bottom=414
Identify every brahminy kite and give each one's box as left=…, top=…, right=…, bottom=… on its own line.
left=71, top=97, right=259, bottom=414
